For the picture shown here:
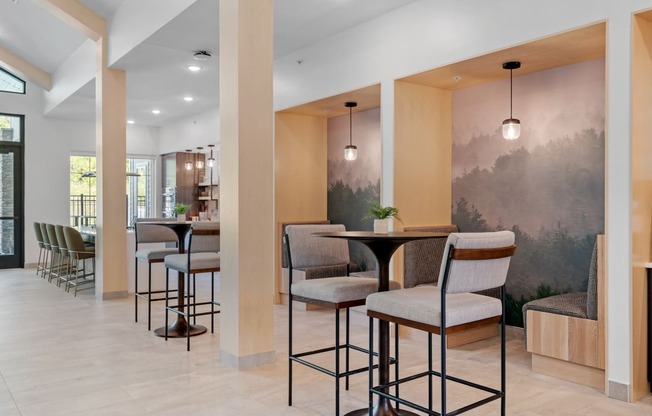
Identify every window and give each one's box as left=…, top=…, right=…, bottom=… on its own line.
left=70, top=155, right=154, bottom=227
left=0, top=114, right=22, bottom=142
left=0, top=67, right=25, bottom=94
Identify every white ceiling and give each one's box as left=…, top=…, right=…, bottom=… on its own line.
left=1, top=0, right=420, bottom=126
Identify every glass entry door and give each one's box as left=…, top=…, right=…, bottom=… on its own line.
left=0, top=114, right=24, bottom=269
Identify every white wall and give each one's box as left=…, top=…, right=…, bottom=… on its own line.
left=157, top=107, right=220, bottom=169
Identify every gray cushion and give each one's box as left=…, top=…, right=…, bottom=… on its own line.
left=404, top=224, right=459, bottom=288
left=165, top=252, right=220, bottom=273
left=367, top=285, right=501, bottom=328
left=292, top=277, right=400, bottom=304
left=522, top=292, right=588, bottom=320
left=302, top=264, right=349, bottom=280
left=136, top=248, right=179, bottom=262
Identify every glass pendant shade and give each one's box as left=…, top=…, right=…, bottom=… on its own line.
left=196, top=159, right=204, bottom=169
left=344, top=145, right=358, bottom=161
left=502, top=118, right=521, bottom=140
left=208, top=157, right=215, bottom=168
left=184, top=161, right=193, bottom=170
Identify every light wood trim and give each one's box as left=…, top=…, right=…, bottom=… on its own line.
left=400, top=23, right=605, bottom=91
left=0, top=46, right=51, bottom=91
left=278, top=84, right=380, bottom=118
left=451, top=245, right=516, bottom=260
left=532, top=354, right=605, bottom=392
left=596, top=235, right=606, bottom=371
left=446, top=324, right=499, bottom=348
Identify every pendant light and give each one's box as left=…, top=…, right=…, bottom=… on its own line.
left=502, top=61, right=521, bottom=140
left=184, top=149, right=193, bottom=170
left=344, top=101, right=358, bottom=161
left=207, top=144, right=216, bottom=168
left=195, top=146, right=205, bottom=169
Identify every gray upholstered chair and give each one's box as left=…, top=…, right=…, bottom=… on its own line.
left=33, top=222, right=46, bottom=276
left=39, top=223, right=51, bottom=279
left=366, top=231, right=516, bottom=416
left=134, top=217, right=179, bottom=330
left=164, top=221, right=221, bottom=351
left=285, top=223, right=400, bottom=416
left=403, top=224, right=459, bottom=288
left=45, top=224, right=62, bottom=284
left=63, top=226, right=96, bottom=296
left=54, top=225, right=70, bottom=288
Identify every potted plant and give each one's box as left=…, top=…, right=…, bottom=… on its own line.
left=363, top=200, right=401, bottom=234
left=174, top=202, right=190, bottom=222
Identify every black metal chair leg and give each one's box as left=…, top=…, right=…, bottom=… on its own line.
left=148, top=264, right=153, bottom=330
left=187, top=273, right=191, bottom=351
left=211, top=272, right=215, bottom=333
left=428, top=332, right=433, bottom=412
left=134, top=258, right=139, bottom=323
left=335, top=309, right=340, bottom=416
left=346, top=307, right=350, bottom=391
left=501, top=286, right=506, bottom=416
left=288, top=292, right=293, bottom=407
left=395, top=323, right=400, bottom=410
left=193, top=273, right=197, bottom=325
left=165, top=268, right=169, bottom=341
left=441, top=295, right=447, bottom=416
left=369, top=316, right=374, bottom=416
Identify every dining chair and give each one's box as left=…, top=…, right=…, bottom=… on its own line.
left=54, top=225, right=71, bottom=288
left=285, top=223, right=400, bottom=416
left=163, top=221, right=221, bottom=351
left=63, top=226, right=96, bottom=296
left=366, top=231, right=516, bottom=415
left=33, top=222, right=46, bottom=277
left=134, top=217, right=180, bottom=330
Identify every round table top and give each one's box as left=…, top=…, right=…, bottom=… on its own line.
left=312, top=231, right=449, bottom=241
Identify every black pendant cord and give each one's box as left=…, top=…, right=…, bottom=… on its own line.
left=349, top=105, right=353, bottom=146
left=509, top=69, right=513, bottom=119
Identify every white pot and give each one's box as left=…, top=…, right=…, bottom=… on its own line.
left=374, top=219, right=388, bottom=234
left=177, top=213, right=187, bottom=222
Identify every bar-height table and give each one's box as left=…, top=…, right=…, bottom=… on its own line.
left=314, top=231, right=449, bottom=416
left=147, top=221, right=208, bottom=338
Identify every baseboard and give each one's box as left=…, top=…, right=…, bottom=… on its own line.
left=220, top=349, right=276, bottom=370
left=608, top=379, right=630, bottom=402
left=531, top=353, right=605, bottom=392
left=102, top=290, right=129, bottom=300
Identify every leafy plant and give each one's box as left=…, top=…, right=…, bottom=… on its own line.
left=363, top=200, right=401, bottom=221
left=174, top=202, right=190, bottom=215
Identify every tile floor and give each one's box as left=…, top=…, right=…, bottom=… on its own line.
left=0, top=268, right=651, bottom=415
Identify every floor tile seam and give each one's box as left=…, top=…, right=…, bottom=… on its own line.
left=0, top=368, right=23, bottom=416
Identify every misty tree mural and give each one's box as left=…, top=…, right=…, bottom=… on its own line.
left=452, top=59, right=605, bottom=326
left=327, top=107, right=381, bottom=271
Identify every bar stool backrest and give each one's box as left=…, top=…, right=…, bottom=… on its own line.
left=285, top=224, right=349, bottom=269
left=437, top=231, right=515, bottom=294
left=55, top=225, right=68, bottom=256
left=46, top=224, right=59, bottom=254
left=40, top=223, right=51, bottom=248
left=33, top=222, right=44, bottom=248
left=134, top=217, right=178, bottom=246
left=188, top=221, right=220, bottom=253
left=63, top=226, right=87, bottom=253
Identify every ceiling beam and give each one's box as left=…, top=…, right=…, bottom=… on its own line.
left=33, top=0, right=106, bottom=41
left=0, top=46, right=52, bottom=91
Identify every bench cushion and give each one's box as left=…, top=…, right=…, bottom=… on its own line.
left=522, top=292, right=588, bottom=320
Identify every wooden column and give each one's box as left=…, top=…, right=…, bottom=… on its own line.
left=95, top=36, right=128, bottom=299
left=218, top=0, right=275, bottom=368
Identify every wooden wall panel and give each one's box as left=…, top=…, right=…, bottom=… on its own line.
left=274, top=112, right=328, bottom=303
left=631, top=14, right=652, bottom=401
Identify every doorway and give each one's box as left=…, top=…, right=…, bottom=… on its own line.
left=0, top=113, right=24, bottom=269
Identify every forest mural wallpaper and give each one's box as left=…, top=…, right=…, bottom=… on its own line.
left=452, top=59, right=605, bottom=326
left=327, top=107, right=381, bottom=271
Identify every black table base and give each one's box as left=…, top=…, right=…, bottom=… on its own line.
left=153, top=323, right=207, bottom=338
left=345, top=405, right=420, bottom=416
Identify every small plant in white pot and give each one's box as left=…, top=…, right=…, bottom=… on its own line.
left=174, top=203, right=190, bottom=222
left=364, top=200, right=401, bottom=234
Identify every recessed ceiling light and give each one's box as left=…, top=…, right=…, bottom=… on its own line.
left=183, top=96, right=194, bottom=102
left=188, top=65, right=202, bottom=72
left=152, top=109, right=161, bottom=115
left=127, top=120, right=135, bottom=124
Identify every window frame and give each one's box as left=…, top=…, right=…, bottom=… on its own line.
left=0, top=67, right=26, bottom=95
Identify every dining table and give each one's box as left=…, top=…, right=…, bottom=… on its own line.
left=143, top=221, right=208, bottom=339
left=313, top=230, right=449, bottom=416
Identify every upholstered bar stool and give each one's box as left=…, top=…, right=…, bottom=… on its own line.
left=39, top=223, right=52, bottom=279
left=54, top=225, right=71, bottom=288
left=33, top=222, right=46, bottom=276
left=285, top=224, right=400, bottom=416
left=63, top=226, right=96, bottom=296
left=45, top=224, right=62, bottom=284
left=164, top=221, right=221, bottom=351
left=366, top=231, right=516, bottom=416
left=134, top=218, right=179, bottom=330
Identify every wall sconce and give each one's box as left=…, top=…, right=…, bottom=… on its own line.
left=196, top=146, right=205, bottom=169
left=207, top=144, right=216, bottom=168
left=184, top=149, right=193, bottom=170
left=502, top=61, right=521, bottom=140
left=344, top=101, right=358, bottom=161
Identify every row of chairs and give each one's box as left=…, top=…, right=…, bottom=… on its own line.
left=33, top=222, right=95, bottom=296
left=285, top=224, right=516, bottom=416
